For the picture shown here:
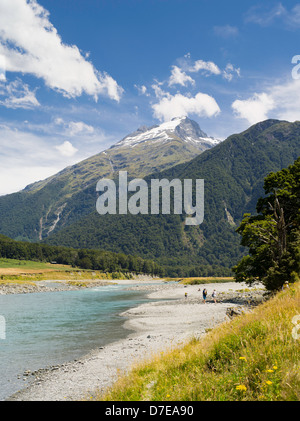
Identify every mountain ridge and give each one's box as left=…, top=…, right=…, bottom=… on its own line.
left=111, top=116, right=220, bottom=149
left=0, top=116, right=217, bottom=241
left=43, top=119, right=300, bottom=276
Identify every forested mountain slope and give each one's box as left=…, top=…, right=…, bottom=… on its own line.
left=45, top=120, right=300, bottom=276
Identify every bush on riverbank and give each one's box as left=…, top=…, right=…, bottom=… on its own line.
left=98, top=282, right=300, bottom=401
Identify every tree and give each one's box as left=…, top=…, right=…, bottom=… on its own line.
left=233, top=158, right=300, bottom=291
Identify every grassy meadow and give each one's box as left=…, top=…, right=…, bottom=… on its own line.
left=0, top=257, right=70, bottom=271
left=0, top=258, right=129, bottom=283
left=97, top=282, right=300, bottom=401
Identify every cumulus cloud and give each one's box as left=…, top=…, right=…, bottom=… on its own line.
left=53, top=118, right=95, bottom=137
left=188, top=59, right=221, bottom=76
left=67, top=121, right=94, bottom=136
left=149, top=57, right=223, bottom=121
left=168, top=65, right=195, bottom=87
left=55, top=140, right=78, bottom=157
left=232, top=93, right=275, bottom=125
left=231, top=77, right=300, bottom=125
left=169, top=56, right=239, bottom=83
left=134, top=84, right=150, bottom=96
left=151, top=81, right=165, bottom=99
left=0, top=0, right=123, bottom=101
left=152, top=91, right=220, bottom=122
left=270, top=78, right=300, bottom=121
left=152, top=57, right=238, bottom=103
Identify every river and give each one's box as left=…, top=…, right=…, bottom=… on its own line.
left=0, top=283, right=151, bottom=401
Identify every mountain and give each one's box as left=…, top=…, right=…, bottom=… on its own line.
left=112, top=116, right=219, bottom=150
left=43, top=119, right=300, bottom=276
left=0, top=117, right=219, bottom=242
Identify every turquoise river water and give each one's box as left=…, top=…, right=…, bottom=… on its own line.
left=0, top=283, right=152, bottom=400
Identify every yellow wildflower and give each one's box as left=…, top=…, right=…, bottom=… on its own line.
left=239, top=357, right=247, bottom=361
left=236, top=385, right=247, bottom=391
left=273, top=366, right=278, bottom=370
left=265, top=381, right=272, bottom=385
left=266, top=369, right=274, bottom=373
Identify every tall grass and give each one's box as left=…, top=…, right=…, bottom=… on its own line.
left=99, top=283, right=300, bottom=401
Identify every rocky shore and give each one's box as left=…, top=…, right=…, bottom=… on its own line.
left=0, top=279, right=114, bottom=295
left=0, top=275, right=161, bottom=295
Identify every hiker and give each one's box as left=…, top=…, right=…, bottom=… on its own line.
left=212, top=289, right=217, bottom=303
left=282, top=281, right=289, bottom=290
left=202, top=288, right=207, bottom=303
left=185, top=292, right=188, bottom=299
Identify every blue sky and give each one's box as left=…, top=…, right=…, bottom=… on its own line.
left=1, top=0, right=300, bottom=195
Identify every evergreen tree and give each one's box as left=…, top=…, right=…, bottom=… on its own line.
left=233, top=158, right=300, bottom=290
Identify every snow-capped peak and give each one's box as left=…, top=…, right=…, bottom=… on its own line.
left=112, top=117, right=220, bottom=149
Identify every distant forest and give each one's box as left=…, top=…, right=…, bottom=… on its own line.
left=0, top=234, right=164, bottom=277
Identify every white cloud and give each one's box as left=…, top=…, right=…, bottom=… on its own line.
left=0, top=54, right=6, bottom=81
left=67, top=121, right=94, bottom=137
left=0, top=78, right=40, bottom=109
left=245, top=3, right=300, bottom=29
left=151, top=81, right=165, bottom=99
left=0, top=165, right=59, bottom=196
left=53, top=118, right=94, bottom=137
left=287, top=4, right=300, bottom=27
left=0, top=0, right=123, bottom=101
left=189, top=60, right=221, bottom=75
left=152, top=91, right=220, bottom=122
left=232, top=93, right=275, bottom=125
left=168, top=65, right=195, bottom=87
left=270, top=78, right=300, bottom=121
left=245, top=3, right=286, bottom=26
left=68, top=122, right=94, bottom=136
left=231, top=75, right=300, bottom=125
left=134, top=84, right=150, bottom=96
left=223, top=63, right=241, bottom=82
left=55, top=140, right=78, bottom=157
left=0, top=120, right=112, bottom=195
left=150, top=58, right=222, bottom=121
left=0, top=125, right=73, bottom=194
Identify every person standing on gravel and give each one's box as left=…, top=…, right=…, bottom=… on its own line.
left=202, top=288, right=207, bottom=303
left=212, top=289, right=217, bottom=303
